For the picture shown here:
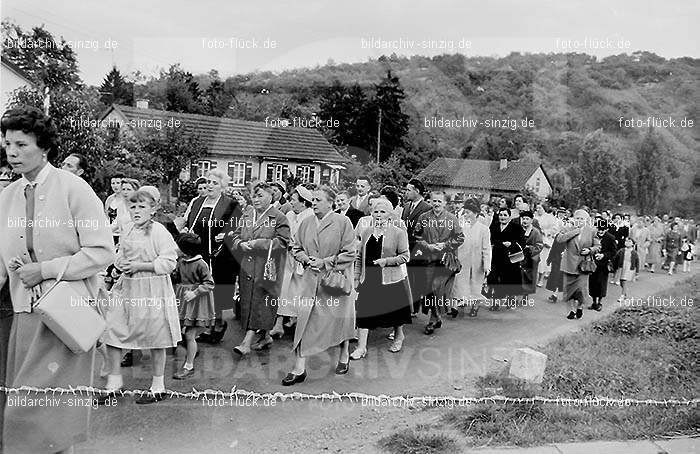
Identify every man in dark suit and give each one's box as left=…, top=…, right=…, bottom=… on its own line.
left=402, top=178, right=433, bottom=315
left=349, top=175, right=372, bottom=215
left=335, top=190, right=364, bottom=228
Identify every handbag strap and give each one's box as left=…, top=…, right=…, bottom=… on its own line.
left=266, top=239, right=274, bottom=261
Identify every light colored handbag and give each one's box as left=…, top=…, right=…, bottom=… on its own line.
left=263, top=240, right=277, bottom=281
left=32, top=260, right=106, bottom=354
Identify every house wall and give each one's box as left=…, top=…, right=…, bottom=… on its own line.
left=525, top=167, right=552, bottom=199
left=1, top=64, right=34, bottom=113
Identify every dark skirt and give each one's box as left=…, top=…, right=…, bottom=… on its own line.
left=4, top=313, right=95, bottom=453
left=545, top=257, right=563, bottom=292
left=588, top=265, right=609, bottom=298
left=521, top=256, right=540, bottom=295
left=488, top=260, right=523, bottom=299
left=356, top=267, right=412, bottom=329
left=0, top=288, right=11, bottom=452
left=211, top=252, right=238, bottom=313
left=563, top=272, right=588, bottom=304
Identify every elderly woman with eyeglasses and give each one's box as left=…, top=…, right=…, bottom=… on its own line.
left=181, top=169, right=242, bottom=343
left=282, top=186, right=357, bottom=385
left=224, top=181, right=290, bottom=355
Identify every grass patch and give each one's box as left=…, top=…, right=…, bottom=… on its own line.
left=378, top=426, right=458, bottom=454
left=382, top=274, right=700, bottom=451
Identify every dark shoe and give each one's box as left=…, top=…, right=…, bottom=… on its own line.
left=469, top=305, right=479, bottom=317
left=335, top=361, right=349, bottom=375
left=95, top=390, right=120, bottom=406
left=547, top=295, right=558, bottom=303
left=269, top=328, right=285, bottom=340
left=566, top=311, right=576, bottom=320
left=434, top=319, right=442, bottom=329
left=252, top=336, right=273, bottom=351
left=449, top=308, right=459, bottom=318
left=209, top=322, right=228, bottom=344
left=576, top=309, right=583, bottom=319
left=173, top=367, right=195, bottom=380
left=135, top=391, right=168, bottom=404
left=120, top=352, right=133, bottom=368
left=281, top=370, right=307, bottom=386
left=424, top=322, right=435, bottom=335
left=196, top=331, right=212, bottom=344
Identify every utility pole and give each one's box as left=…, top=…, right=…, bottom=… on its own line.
left=376, top=107, right=382, bottom=164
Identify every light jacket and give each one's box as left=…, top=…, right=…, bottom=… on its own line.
left=354, top=223, right=410, bottom=287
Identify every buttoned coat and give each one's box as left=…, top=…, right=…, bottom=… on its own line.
left=225, top=206, right=290, bottom=331
left=291, top=212, right=356, bottom=357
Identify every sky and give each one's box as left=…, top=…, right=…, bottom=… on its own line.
left=2, top=0, right=697, bottom=86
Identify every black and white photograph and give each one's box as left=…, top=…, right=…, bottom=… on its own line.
left=0, top=1, right=698, bottom=453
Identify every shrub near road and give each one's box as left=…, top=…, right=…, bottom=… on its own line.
left=381, top=274, right=699, bottom=452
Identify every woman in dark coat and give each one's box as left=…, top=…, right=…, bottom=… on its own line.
left=183, top=169, right=241, bottom=343
left=588, top=218, right=617, bottom=311
left=488, top=207, right=525, bottom=309
left=519, top=211, right=543, bottom=297
left=225, top=181, right=290, bottom=355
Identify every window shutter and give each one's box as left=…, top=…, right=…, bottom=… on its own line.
left=210, top=160, right=217, bottom=170
left=296, top=165, right=303, bottom=179
left=244, top=162, right=253, bottom=184
left=266, top=164, right=274, bottom=182
left=283, top=164, right=289, bottom=180
left=309, top=166, right=316, bottom=183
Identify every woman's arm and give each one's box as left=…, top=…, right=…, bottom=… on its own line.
left=249, top=214, right=291, bottom=253
left=40, top=178, right=115, bottom=281
left=384, top=228, right=410, bottom=266
left=323, top=217, right=356, bottom=269
left=528, top=229, right=544, bottom=256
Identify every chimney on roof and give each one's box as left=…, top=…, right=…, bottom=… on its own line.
left=499, top=158, right=508, bottom=170
left=135, top=98, right=149, bottom=109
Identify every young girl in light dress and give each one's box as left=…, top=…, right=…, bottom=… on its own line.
left=172, top=233, right=215, bottom=379
left=102, top=186, right=182, bottom=404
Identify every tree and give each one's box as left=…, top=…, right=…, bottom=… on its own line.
left=318, top=81, right=372, bottom=155
left=575, top=130, right=627, bottom=210
left=164, top=64, right=204, bottom=113
left=368, top=70, right=410, bottom=162
left=99, top=66, right=134, bottom=107
left=7, top=87, right=107, bottom=190
left=202, top=72, right=234, bottom=116
left=1, top=20, right=82, bottom=89
left=631, top=128, right=668, bottom=214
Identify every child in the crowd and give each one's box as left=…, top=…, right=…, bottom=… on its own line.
left=173, top=233, right=215, bottom=379
left=102, top=186, right=182, bottom=404
left=680, top=237, right=693, bottom=272
left=613, top=237, right=640, bottom=302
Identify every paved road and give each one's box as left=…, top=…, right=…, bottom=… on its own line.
left=78, top=266, right=699, bottom=453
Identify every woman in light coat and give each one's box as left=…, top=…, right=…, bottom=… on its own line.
left=282, top=187, right=356, bottom=385
left=0, top=106, right=115, bottom=453
left=450, top=199, right=491, bottom=317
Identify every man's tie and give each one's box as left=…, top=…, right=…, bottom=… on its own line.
left=24, top=184, right=38, bottom=262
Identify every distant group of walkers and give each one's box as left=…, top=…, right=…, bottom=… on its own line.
left=0, top=105, right=697, bottom=453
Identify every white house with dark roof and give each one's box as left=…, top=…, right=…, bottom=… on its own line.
left=1, top=56, right=37, bottom=112
left=418, top=157, right=553, bottom=201
left=99, top=102, right=347, bottom=187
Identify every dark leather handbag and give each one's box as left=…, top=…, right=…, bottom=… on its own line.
left=578, top=254, right=597, bottom=274
left=441, top=250, right=462, bottom=274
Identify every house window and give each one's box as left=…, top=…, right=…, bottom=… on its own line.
left=535, top=177, right=541, bottom=192
left=320, top=167, right=331, bottom=184
left=297, top=165, right=312, bottom=183
left=196, top=160, right=211, bottom=177
left=273, top=164, right=285, bottom=182
left=228, top=162, right=246, bottom=186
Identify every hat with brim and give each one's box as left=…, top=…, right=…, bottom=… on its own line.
left=295, top=185, right=313, bottom=203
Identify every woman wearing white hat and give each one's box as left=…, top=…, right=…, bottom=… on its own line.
left=270, top=185, right=314, bottom=338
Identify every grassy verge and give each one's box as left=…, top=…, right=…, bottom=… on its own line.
left=380, top=274, right=699, bottom=452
